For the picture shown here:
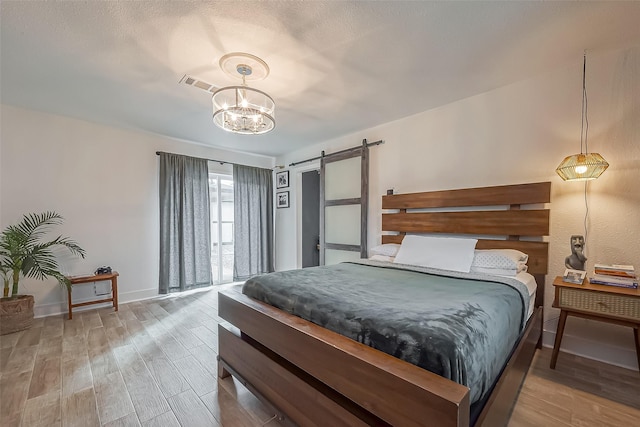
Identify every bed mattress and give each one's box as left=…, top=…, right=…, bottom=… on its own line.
left=242, top=260, right=531, bottom=404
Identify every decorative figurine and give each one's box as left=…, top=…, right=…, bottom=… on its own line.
left=565, top=235, right=587, bottom=271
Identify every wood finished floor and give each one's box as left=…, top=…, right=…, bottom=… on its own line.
left=1, top=285, right=638, bottom=427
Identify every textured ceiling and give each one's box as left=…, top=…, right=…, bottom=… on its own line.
left=2, top=1, right=640, bottom=157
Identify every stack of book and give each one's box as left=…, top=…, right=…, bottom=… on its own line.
left=590, top=264, right=638, bottom=289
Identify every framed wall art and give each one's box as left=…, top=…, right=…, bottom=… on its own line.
left=276, top=191, right=290, bottom=208
left=276, top=170, right=289, bottom=189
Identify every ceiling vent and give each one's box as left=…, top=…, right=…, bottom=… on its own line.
left=179, top=74, right=218, bottom=93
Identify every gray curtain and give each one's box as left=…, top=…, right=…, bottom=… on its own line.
left=233, top=165, right=274, bottom=281
left=159, top=153, right=212, bottom=293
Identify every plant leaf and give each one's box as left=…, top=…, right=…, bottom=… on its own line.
left=0, top=211, right=85, bottom=291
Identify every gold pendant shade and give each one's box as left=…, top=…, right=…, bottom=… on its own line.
left=555, top=152, right=609, bottom=181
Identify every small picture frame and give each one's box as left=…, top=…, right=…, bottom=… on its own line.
left=563, top=268, right=586, bottom=284
left=276, top=191, right=290, bottom=209
left=276, top=170, right=289, bottom=189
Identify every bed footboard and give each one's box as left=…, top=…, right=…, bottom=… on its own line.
left=218, top=286, right=470, bottom=427
left=218, top=322, right=384, bottom=426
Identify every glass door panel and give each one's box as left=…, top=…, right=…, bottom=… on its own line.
left=325, top=249, right=361, bottom=265
left=325, top=156, right=361, bottom=200
left=210, top=173, right=234, bottom=284
left=209, top=176, right=220, bottom=283
left=325, top=205, right=360, bottom=245
left=220, top=178, right=234, bottom=283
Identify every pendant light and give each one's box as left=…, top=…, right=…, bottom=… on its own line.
left=556, top=53, right=609, bottom=181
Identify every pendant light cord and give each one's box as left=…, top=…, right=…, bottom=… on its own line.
left=584, top=181, right=589, bottom=257
left=582, top=51, right=590, bottom=256
left=581, top=52, right=589, bottom=154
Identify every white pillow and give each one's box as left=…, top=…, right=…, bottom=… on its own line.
left=470, top=265, right=528, bottom=276
left=369, top=255, right=395, bottom=262
left=393, top=236, right=478, bottom=273
left=369, top=243, right=401, bottom=257
left=472, top=249, right=528, bottom=270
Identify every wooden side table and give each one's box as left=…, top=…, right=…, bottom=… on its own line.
left=66, top=272, right=119, bottom=320
left=550, top=276, right=640, bottom=371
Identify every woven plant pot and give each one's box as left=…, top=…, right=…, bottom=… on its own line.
left=0, top=295, right=35, bottom=335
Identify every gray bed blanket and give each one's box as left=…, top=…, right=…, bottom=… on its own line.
left=242, top=260, right=530, bottom=403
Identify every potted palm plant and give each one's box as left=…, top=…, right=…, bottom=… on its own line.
left=0, top=211, right=85, bottom=335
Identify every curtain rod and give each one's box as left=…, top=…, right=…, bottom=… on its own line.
left=155, top=151, right=284, bottom=169
left=288, top=139, right=384, bottom=167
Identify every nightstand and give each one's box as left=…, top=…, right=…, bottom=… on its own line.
left=550, top=276, right=640, bottom=371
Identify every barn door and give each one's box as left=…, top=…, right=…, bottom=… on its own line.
left=320, top=140, right=369, bottom=265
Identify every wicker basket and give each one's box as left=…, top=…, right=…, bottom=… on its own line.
left=0, top=295, right=35, bottom=335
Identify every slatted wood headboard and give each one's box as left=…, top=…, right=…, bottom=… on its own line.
left=381, top=182, right=551, bottom=307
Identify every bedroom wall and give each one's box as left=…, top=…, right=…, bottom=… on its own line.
left=275, top=46, right=640, bottom=370
left=0, top=104, right=274, bottom=317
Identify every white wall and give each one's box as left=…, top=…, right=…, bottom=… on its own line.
left=275, top=46, right=640, bottom=369
left=0, top=105, right=273, bottom=316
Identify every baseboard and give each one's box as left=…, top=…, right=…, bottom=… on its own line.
left=542, top=329, right=638, bottom=371
left=34, top=287, right=159, bottom=318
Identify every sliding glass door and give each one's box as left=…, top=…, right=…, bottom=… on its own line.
left=209, top=173, right=234, bottom=284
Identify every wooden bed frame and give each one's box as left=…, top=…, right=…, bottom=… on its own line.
left=218, top=182, right=551, bottom=427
